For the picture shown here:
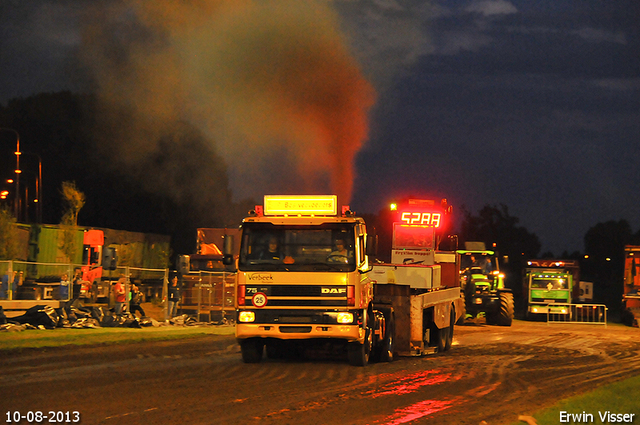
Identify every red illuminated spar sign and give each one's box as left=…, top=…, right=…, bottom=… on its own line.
left=400, top=211, right=442, bottom=227
left=395, top=198, right=446, bottom=228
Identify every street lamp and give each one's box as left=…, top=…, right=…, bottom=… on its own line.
left=0, top=128, right=20, bottom=219
left=19, top=169, right=39, bottom=223
left=22, top=152, right=42, bottom=223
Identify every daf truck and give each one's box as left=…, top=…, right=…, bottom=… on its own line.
left=225, top=195, right=463, bottom=366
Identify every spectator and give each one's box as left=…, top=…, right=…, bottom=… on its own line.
left=59, top=273, right=70, bottom=301
left=113, top=276, right=127, bottom=314
left=0, top=274, right=8, bottom=299
left=129, top=283, right=145, bottom=318
left=167, top=274, right=181, bottom=320
left=12, top=271, right=23, bottom=300
left=71, top=268, right=84, bottom=304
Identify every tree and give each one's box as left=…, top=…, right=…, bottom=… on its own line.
left=60, top=181, right=85, bottom=262
left=582, top=220, right=632, bottom=313
left=0, top=207, right=19, bottom=260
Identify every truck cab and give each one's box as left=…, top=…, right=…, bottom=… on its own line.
left=524, top=259, right=579, bottom=318
left=233, top=196, right=377, bottom=365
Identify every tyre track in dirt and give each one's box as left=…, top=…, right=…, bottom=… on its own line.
left=2, top=321, right=639, bottom=425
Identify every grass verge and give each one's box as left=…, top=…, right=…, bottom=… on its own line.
left=511, top=374, right=640, bottom=424
left=0, top=325, right=236, bottom=352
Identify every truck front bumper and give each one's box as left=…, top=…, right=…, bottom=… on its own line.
left=235, top=309, right=364, bottom=342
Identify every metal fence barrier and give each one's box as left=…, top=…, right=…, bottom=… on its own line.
left=0, top=260, right=169, bottom=309
left=547, top=303, right=608, bottom=326
left=181, top=271, right=236, bottom=323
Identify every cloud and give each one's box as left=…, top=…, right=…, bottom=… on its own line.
left=573, top=27, right=627, bottom=44
left=592, top=78, right=640, bottom=91
left=464, top=0, right=517, bottom=16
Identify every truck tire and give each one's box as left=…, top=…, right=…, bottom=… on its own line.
left=496, top=292, right=514, bottom=326
left=348, top=326, right=372, bottom=366
left=241, top=338, right=264, bottom=363
left=429, top=320, right=449, bottom=353
left=444, top=308, right=455, bottom=351
left=381, top=313, right=395, bottom=362
left=372, top=311, right=394, bottom=363
left=456, top=297, right=466, bottom=325
left=436, top=326, right=449, bottom=353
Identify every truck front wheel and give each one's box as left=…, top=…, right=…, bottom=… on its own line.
left=240, top=338, right=264, bottom=363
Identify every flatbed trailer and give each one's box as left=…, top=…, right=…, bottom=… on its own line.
left=373, top=283, right=462, bottom=355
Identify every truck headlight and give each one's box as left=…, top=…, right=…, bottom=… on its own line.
left=238, top=311, right=255, bottom=323
left=337, top=312, right=354, bottom=324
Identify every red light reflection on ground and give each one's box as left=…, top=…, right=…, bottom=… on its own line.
left=365, top=370, right=453, bottom=398
left=380, top=399, right=456, bottom=425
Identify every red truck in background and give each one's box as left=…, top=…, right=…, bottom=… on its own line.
left=622, top=245, right=640, bottom=327
left=78, top=229, right=117, bottom=302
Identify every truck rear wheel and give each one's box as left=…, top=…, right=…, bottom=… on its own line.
left=372, top=311, right=394, bottom=363
left=429, top=321, right=449, bottom=353
left=348, top=326, right=372, bottom=366
left=241, top=338, right=264, bottom=363
left=435, top=326, right=449, bottom=353
left=444, top=308, right=455, bottom=351
left=456, top=297, right=466, bottom=325
left=496, top=292, right=514, bottom=326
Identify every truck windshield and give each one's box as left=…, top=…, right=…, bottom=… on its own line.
left=238, top=223, right=356, bottom=272
left=531, top=278, right=568, bottom=290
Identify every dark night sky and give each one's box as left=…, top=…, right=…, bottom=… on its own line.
left=1, top=0, right=639, bottom=255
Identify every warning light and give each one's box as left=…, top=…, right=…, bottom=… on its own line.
left=390, top=203, right=397, bottom=211
left=263, top=195, right=337, bottom=216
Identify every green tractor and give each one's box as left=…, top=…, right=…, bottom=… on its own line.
left=457, top=242, right=514, bottom=326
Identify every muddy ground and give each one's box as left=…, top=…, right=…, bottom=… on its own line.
left=1, top=320, right=639, bottom=425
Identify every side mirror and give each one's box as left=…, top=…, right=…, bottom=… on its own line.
left=366, top=234, right=378, bottom=258
left=178, top=255, right=190, bottom=275
left=223, top=235, right=234, bottom=265
left=102, top=247, right=117, bottom=270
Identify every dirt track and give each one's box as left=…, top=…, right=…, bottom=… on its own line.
left=1, top=320, right=639, bottom=425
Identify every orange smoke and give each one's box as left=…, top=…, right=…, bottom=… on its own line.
left=83, top=0, right=375, bottom=204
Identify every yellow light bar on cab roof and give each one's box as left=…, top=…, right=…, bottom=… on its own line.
left=264, top=195, right=337, bottom=216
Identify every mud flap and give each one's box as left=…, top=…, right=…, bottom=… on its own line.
left=434, top=303, right=451, bottom=329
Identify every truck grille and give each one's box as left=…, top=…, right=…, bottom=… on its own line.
left=279, top=326, right=312, bottom=333
left=244, top=284, right=347, bottom=307
left=531, top=298, right=567, bottom=303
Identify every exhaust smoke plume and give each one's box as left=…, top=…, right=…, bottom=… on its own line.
left=82, top=0, right=375, bottom=208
